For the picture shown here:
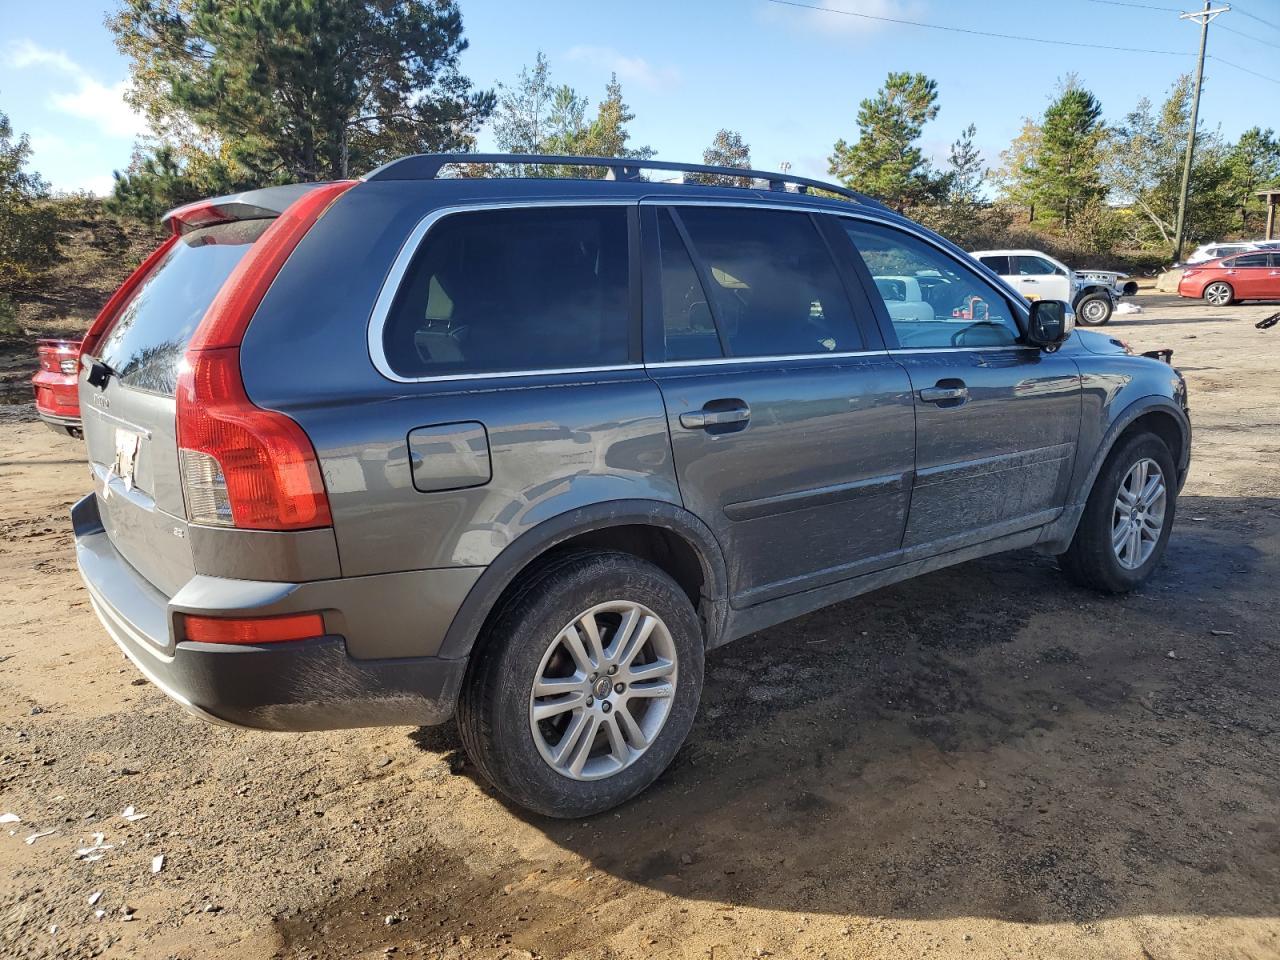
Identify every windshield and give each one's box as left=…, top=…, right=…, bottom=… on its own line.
left=95, top=219, right=270, bottom=395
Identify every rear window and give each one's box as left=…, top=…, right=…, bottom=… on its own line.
left=381, top=206, right=630, bottom=378
left=95, top=219, right=269, bottom=395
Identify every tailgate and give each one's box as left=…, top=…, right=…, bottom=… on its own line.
left=79, top=218, right=272, bottom=596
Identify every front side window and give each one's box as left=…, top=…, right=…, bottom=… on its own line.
left=1014, top=255, right=1061, bottom=276
left=843, top=220, right=1022, bottom=349
left=382, top=206, right=630, bottom=377
left=657, top=206, right=861, bottom=360
left=978, top=255, right=1011, bottom=275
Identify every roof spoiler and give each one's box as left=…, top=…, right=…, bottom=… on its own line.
left=161, top=183, right=330, bottom=235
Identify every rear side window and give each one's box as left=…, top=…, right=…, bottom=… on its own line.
left=658, top=206, right=860, bottom=359
left=382, top=206, right=630, bottom=378
left=95, top=219, right=269, bottom=395
left=1226, top=253, right=1268, bottom=267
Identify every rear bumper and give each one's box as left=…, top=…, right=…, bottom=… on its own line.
left=32, top=372, right=82, bottom=436
left=72, top=494, right=468, bottom=731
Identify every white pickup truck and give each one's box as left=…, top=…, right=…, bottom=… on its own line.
left=970, top=249, right=1138, bottom=326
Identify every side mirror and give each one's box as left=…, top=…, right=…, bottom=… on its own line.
left=1027, top=299, right=1074, bottom=349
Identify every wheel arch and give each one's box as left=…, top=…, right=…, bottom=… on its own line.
left=436, top=500, right=729, bottom=661
left=1038, top=395, right=1190, bottom=554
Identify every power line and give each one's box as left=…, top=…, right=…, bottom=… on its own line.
left=765, top=0, right=1280, bottom=86
left=1230, top=2, right=1280, bottom=33
left=1208, top=53, right=1280, bottom=83
left=1217, top=21, right=1280, bottom=51
left=764, top=0, right=1189, bottom=54
left=1083, top=0, right=1181, bottom=11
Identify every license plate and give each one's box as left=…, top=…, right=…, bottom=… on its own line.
left=113, top=429, right=141, bottom=492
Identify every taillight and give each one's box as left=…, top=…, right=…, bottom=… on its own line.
left=182, top=612, right=326, bottom=645
left=176, top=349, right=332, bottom=529
left=176, top=180, right=355, bottom=531
left=37, top=341, right=79, bottom=374
left=1182, top=269, right=1199, bottom=278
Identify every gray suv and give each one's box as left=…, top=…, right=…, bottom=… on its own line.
left=72, top=154, right=1190, bottom=817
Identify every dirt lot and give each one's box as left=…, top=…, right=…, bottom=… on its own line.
left=2, top=292, right=1279, bottom=960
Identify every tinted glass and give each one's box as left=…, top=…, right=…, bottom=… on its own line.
left=978, top=255, right=1011, bottom=274
left=844, top=220, right=1021, bottom=349
left=96, top=219, right=268, bottom=395
left=656, top=210, right=721, bottom=361
left=1015, top=255, right=1060, bottom=276
left=383, top=206, right=629, bottom=377
left=1227, top=253, right=1268, bottom=267
left=670, top=206, right=859, bottom=358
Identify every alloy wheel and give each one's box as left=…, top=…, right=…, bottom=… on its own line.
left=1112, top=457, right=1167, bottom=570
left=528, top=600, right=678, bottom=781
left=1205, top=283, right=1232, bottom=306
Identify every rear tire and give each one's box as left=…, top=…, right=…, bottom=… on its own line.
left=1058, top=432, right=1177, bottom=593
left=1204, top=281, right=1233, bottom=306
left=1076, top=292, right=1113, bottom=326
left=457, top=550, right=704, bottom=818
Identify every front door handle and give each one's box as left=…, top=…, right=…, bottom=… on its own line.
left=679, top=403, right=751, bottom=430
left=919, top=384, right=969, bottom=404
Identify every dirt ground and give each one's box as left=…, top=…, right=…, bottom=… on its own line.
left=2, top=292, right=1279, bottom=960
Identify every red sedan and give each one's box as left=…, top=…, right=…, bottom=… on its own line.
left=31, top=338, right=82, bottom=437
left=1178, top=250, right=1280, bottom=306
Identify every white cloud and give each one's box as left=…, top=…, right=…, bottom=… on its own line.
left=765, top=0, right=927, bottom=37
left=565, top=46, right=681, bottom=91
left=7, top=39, right=147, bottom=140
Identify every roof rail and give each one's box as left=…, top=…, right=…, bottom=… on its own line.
left=363, top=153, right=887, bottom=210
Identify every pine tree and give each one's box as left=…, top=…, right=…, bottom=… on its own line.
left=1022, top=78, right=1106, bottom=231
left=0, top=109, right=60, bottom=291
left=109, top=0, right=494, bottom=182
left=693, top=129, right=752, bottom=186
left=828, top=72, right=945, bottom=212
left=946, top=124, right=985, bottom=205
left=1226, top=127, right=1280, bottom=234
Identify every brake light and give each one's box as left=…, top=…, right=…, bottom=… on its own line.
left=176, top=180, right=355, bottom=531
left=1182, top=268, right=1200, bottom=278
left=182, top=612, right=326, bottom=645
left=164, top=199, right=234, bottom=234
left=37, top=340, right=79, bottom=374
left=78, top=235, right=179, bottom=365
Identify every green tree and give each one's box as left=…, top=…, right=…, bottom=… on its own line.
left=1021, top=78, right=1106, bottom=231
left=0, top=108, right=60, bottom=292
left=1225, top=127, right=1280, bottom=234
left=993, top=117, right=1042, bottom=219
left=692, top=128, right=752, bottom=186
left=106, top=144, right=252, bottom=225
left=1105, top=74, right=1236, bottom=250
left=828, top=72, right=944, bottom=212
left=945, top=123, right=984, bottom=205
left=108, top=0, right=494, bottom=182
left=492, top=54, right=652, bottom=178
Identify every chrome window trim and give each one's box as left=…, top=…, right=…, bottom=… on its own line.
left=647, top=349, right=886, bottom=369
left=366, top=195, right=1035, bottom=385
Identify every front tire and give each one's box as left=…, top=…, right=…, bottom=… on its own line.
left=1076, top=292, right=1113, bottom=326
left=457, top=550, right=704, bottom=818
left=1058, top=432, right=1177, bottom=593
left=1204, top=281, right=1233, bottom=306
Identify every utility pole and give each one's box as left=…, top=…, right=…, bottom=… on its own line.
left=1172, top=1, right=1230, bottom=263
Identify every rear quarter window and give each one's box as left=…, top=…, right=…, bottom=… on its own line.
left=95, top=219, right=269, bottom=396
left=380, top=206, right=631, bottom=378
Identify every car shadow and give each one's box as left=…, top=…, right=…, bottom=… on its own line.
left=405, top=496, right=1280, bottom=928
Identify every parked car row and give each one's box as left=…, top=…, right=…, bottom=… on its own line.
left=1177, top=249, right=1280, bottom=305
left=1181, top=239, right=1280, bottom=267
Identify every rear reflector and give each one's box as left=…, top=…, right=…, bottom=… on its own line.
left=182, top=612, right=326, bottom=645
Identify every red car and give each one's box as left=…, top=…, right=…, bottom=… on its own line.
left=1178, top=250, right=1280, bottom=306
left=31, top=338, right=82, bottom=437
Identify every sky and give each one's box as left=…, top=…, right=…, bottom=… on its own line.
left=2, top=0, right=1279, bottom=196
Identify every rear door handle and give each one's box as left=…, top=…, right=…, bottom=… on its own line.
left=679, top=403, right=751, bottom=430
left=919, top=385, right=969, bottom=404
